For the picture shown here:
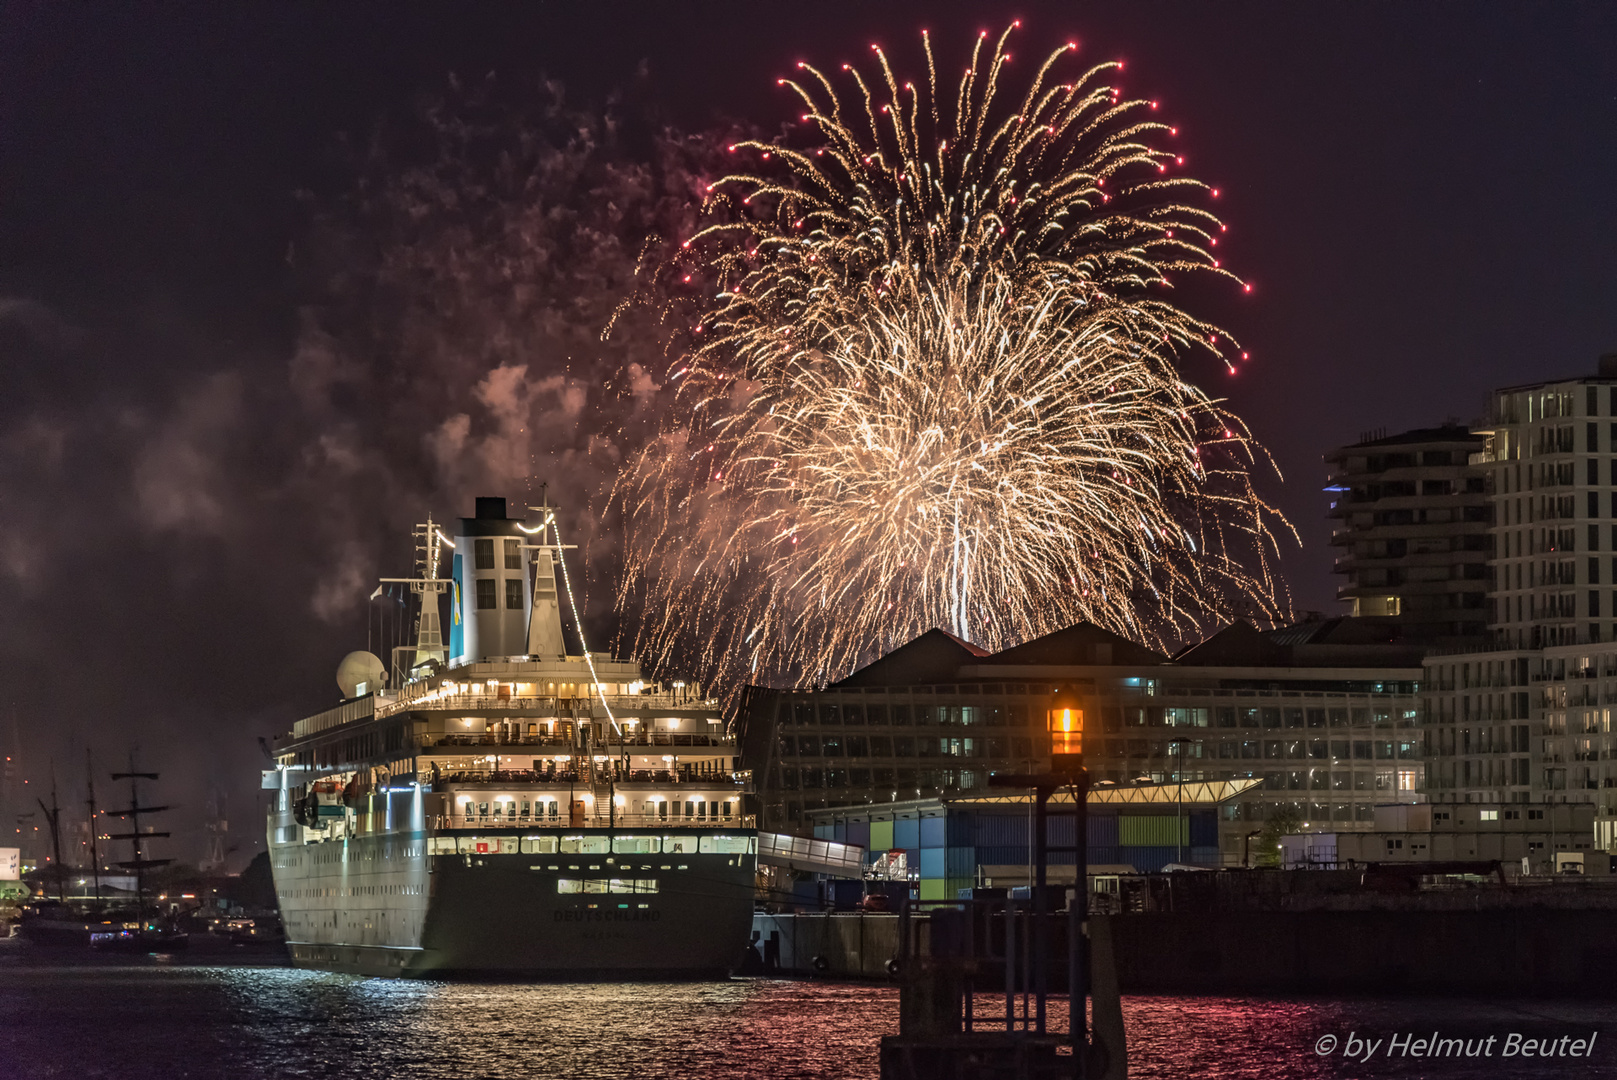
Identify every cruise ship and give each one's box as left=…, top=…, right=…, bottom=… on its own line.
left=264, top=496, right=757, bottom=977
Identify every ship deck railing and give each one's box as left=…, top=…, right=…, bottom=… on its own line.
left=428, top=812, right=757, bottom=831
left=427, top=732, right=734, bottom=749
left=426, top=768, right=749, bottom=788
left=380, top=692, right=719, bottom=718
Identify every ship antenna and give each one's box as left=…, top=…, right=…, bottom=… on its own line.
left=379, top=513, right=451, bottom=682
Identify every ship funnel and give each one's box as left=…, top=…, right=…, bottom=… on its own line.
left=447, top=496, right=532, bottom=664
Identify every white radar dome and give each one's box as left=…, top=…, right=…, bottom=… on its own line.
left=337, top=651, right=387, bottom=699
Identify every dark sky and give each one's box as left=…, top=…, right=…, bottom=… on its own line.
left=3, top=3, right=1614, bottom=866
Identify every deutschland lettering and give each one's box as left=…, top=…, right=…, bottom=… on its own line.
left=554, top=908, right=662, bottom=923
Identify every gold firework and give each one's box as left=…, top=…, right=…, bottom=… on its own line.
left=616, top=25, right=1292, bottom=687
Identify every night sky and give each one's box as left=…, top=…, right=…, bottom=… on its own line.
left=3, top=4, right=1614, bottom=866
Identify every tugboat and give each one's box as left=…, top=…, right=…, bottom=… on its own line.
left=264, top=495, right=757, bottom=977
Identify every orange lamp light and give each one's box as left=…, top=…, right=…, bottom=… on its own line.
left=1047, top=686, right=1084, bottom=768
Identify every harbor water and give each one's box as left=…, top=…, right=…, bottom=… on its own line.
left=2, top=946, right=1616, bottom=1078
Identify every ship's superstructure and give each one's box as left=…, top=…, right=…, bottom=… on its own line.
left=265, top=496, right=756, bottom=977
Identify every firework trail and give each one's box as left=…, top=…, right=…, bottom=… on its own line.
left=616, top=25, right=1293, bottom=687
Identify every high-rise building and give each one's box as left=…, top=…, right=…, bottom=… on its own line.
left=1484, top=358, right=1617, bottom=649
left=1324, top=425, right=1490, bottom=647
left=1420, top=356, right=1617, bottom=856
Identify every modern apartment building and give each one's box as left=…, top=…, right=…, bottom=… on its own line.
left=1324, top=425, right=1490, bottom=647
left=738, top=619, right=1424, bottom=860
left=1421, top=357, right=1617, bottom=849
left=1485, top=359, right=1617, bottom=649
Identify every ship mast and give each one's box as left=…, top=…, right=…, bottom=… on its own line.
left=85, top=751, right=101, bottom=905
left=35, top=776, right=64, bottom=903
left=523, top=491, right=632, bottom=824
left=108, top=757, right=173, bottom=927
left=379, top=514, right=452, bottom=684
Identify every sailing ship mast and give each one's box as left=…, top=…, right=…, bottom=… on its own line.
left=85, top=751, right=101, bottom=905
left=108, top=757, right=173, bottom=926
left=35, top=777, right=64, bottom=903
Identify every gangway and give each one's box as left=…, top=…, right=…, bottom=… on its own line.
left=758, top=831, right=866, bottom=878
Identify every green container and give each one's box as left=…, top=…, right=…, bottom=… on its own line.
left=1118, top=815, right=1186, bottom=847
left=870, top=819, right=894, bottom=852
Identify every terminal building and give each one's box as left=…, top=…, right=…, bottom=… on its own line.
left=803, top=782, right=1260, bottom=899
left=738, top=619, right=1425, bottom=865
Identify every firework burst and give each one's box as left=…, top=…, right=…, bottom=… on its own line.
left=616, top=25, right=1292, bottom=687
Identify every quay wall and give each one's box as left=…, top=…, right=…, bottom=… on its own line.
left=749, top=909, right=1617, bottom=995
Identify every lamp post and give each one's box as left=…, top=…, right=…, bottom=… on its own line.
left=1167, top=738, right=1191, bottom=865
left=988, top=683, right=1088, bottom=1073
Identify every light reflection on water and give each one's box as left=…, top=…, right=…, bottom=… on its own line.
left=1, top=958, right=1614, bottom=1079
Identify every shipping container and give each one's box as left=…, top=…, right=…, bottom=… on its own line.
left=1119, top=815, right=1186, bottom=848
left=919, top=848, right=946, bottom=879
left=973, top=815, right=1029, bottom=848
left=1087, top=814, right=1120, bottom=847
left=1189, top=813, right=1218, bottom=848
left=894, top=818, right=921, bottom=849
left=869, top=819, right=894, bottom=852
left=846, top=821, right=871, bottom=849
left=919, top=815, right=947, bottom=847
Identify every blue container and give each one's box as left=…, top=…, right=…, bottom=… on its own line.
left=946, top=847, right=977, bottom=878
left=974, top=815, right=1028, bottom=847
left=1189, top=812, right=1218, bottom=847
left=1046, top=816, right=1076, bottom=846
left=975, top=845, right=1027, bottom=867
left=847, top=821, right=871, bottom=849
left=1087, top=814, right=1120, bottom=847
left=894, top=818, right=921, bottom=849
left=946, top=814, right=974, bottom=846
left=1087, top=846, right=1119, bottom=865
left=919, top=816, right=947, bottom=848
left=814, top=824, right=833, bottom=840
left=919, top=848, right=946, bottom=879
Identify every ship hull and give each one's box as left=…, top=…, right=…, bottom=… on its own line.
left=270, top=824, right=756, bottom=979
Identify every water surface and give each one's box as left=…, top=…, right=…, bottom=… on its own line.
left=2, top=946, right=1614, bottom=1078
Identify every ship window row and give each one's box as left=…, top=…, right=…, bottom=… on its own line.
left=427, top=834, right=755, bottom=856
left=279, top=884, right=425, bottom=899
left=557, top=878, right=658, bottom=894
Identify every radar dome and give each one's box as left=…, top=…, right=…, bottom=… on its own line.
left=337, top=651, right=387, bottom=699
